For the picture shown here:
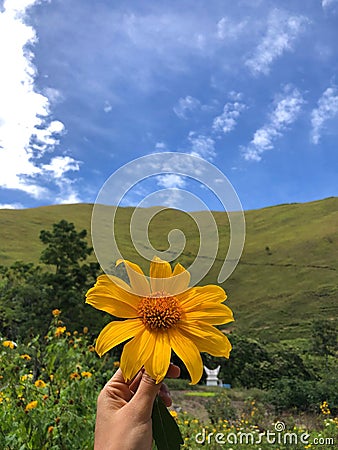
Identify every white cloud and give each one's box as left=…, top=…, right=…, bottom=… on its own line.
left=243, top=86, right=304, bottom=161
left=42, top=156, right=80, bottom=178
left=213, top=93, right=246, bottom=134
left=0, top=0, right=81, bottom=201
left=103, top=100, right=112, bottom=113
left=216, top=16, right=248, bottom=40
left=173, top=96, right=201, bottom=119
left=245, top=10, right=308, bottom=76
left=188, top=132, right=216, bottom=160
left=157, top=174, right=186, bottom=189
left=155, top=142, right=166, bottom=150
left=0, top=202, right=24, bottom=209
left=322, top=0, right=338, bottom=9
left=311, top=86, right=338, bottom=144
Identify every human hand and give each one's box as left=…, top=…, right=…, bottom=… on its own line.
left=94, top=364, right=180, bottom=450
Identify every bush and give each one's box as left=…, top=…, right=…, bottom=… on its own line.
left=0, top=311, right=118, bottom=449
left=267, top=376, right=338, bottom=413
left=205, top=391, right=237, bottom=424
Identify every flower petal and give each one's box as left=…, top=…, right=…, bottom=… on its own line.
left=150, top=256, right=172, bottom=292
left=178, top=320, right=232, bottom=357
left=168, top=329, right=203, bottom=385
left=178, top=285, right=227, bottom=311
left=166, top=262, right=191, bottom=295
left=144, top=330, right=171, bottom=384
left=120, top=328, right=154, bottom=382
left=185, top=303, right=234, bottom=325
left=116, top=259, right=151, bottom=296
left=86, top=275, right=139, bottom=317
left=95, top=319, right=143, bottom=357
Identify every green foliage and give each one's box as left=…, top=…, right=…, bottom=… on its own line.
left=311, top=319, right=337, bottom=358
left=202, top=334, right=317, bottom=391
left=164, top=378, right=196, bottom=390
left=177, top=412, right=338, bottom=449
left=0, top=262, right=50, bottom=339
left=205, top=391, right=237, bottom=424
left=267, top=375, right=338, bottom=414
left=0, top=220, right=102, bottom=340
left=0, top=312, right=118, bottom=449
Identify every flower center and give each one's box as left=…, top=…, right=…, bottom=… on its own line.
left=138, top=291, right=182, bottom=330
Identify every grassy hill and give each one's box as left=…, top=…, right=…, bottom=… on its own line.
left=0, top=197, right=337, bottom=343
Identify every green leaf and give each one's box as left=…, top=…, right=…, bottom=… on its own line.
left=152, top=396, right=183, bottom=450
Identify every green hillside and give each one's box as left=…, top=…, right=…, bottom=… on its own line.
left=0, top=197, right=337, bottom=342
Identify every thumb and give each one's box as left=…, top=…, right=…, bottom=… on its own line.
left=130, top=371, right=161, bottom=419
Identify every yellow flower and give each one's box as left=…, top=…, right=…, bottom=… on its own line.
left=113, top=361, right=120, bottom=367
left=69, top=372, right=81, bottom=380
left=48, top=425, right=54, bottom=433
left=170, top=410, right=178, bottom=418
left=81, top=371, right=92, bottom=378
left=320, top=401, right=331, bottom=415
left=34, top=379, right=47, bottom=388
left=55, top=326, right=66, bottom=337
left=52, top=309, right=61, bottom=317
left=2, top=340, right=15, bottom=349
left=83, top=326, right=89, bottom=334
left=86, top=257, right=233, bottom=384
left=20, top=354, right=31, bottom=361
left=25, top=400, right=38, bottom=412
left=21, top=374, right=33, bottom=382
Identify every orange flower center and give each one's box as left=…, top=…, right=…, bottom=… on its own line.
left=138, top=291, right=182, bottom=330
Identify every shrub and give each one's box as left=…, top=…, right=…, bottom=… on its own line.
left=205, top=391, right=237, bottom=424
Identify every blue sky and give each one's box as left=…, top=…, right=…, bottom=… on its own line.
left=0, top=0, right=337, bottom=211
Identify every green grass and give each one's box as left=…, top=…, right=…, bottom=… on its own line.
left=185, top=392, right=216, bottom=397
left=1, top=197, right=337, bottom=343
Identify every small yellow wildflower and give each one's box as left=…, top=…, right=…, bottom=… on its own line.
left=35, top=379, right=47, bottom=388
left=25, top=400, right=38, bottom=412
left=83, top=326, right=89, bottom=334
left=113, top=361, right=120, bottom=367
left=73, top=330, right=78, bottom=336
left=81, top=371, right=92, bottom=378
left=69, top=372, right=81, bottom=380
left=48, top=425, right=54, bottom=433
left=55, top=326, right=66, bottom=337
left=20, top=354, right=31, bottom=360
left=21, top=374, right=33, bottom=382
left=170, top=410, right=178, bottom=418
left=2, top=340, right=15, bottom=349
left=88, top=345, right=95, bottom=352
left=320, top=400, right=331, bottom=415
left=49, top=374, right=54, bottom=381
left=52, top=309, right=61, bottom=317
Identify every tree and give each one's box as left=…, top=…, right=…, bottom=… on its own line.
left=0, top=262, right=49, bottom=339
left=39, top=220, right=101, bottom=331
left=0, top=220, right=103, bottom=341
left=311, top=319, right=337, bottom=367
